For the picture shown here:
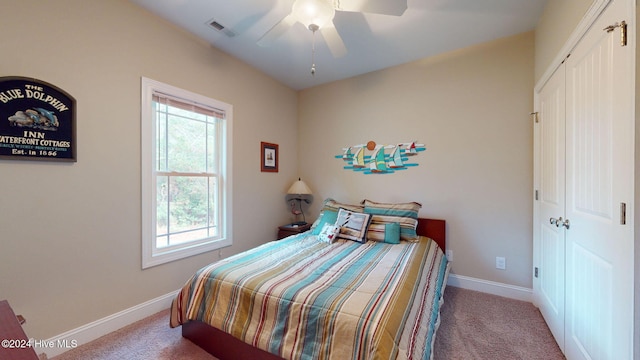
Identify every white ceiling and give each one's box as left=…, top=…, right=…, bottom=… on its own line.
left=129, top=0, right=548, bottom=90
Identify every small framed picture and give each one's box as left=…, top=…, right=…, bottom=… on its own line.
left=261, top=141, right=278, bottom=172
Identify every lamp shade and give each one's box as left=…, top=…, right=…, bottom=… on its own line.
left=291, top=0, right=335, bottom=29
left=287, top=178, right=313, bottom=195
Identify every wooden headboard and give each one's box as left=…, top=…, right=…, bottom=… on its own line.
left=416, top=218, right=446, bottom=251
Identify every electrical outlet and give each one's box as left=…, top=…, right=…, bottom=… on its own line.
left=496, top=256, right=506, bottom=270
left=445, top=250, right=453, bottom=262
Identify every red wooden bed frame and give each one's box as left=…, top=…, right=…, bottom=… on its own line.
left=182, top=218, right=446, bottom=360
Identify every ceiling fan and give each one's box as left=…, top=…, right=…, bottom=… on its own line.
left=257, top=0, right=408, bottom=60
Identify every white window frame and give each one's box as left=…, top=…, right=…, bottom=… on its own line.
left=141, top=77, right=232, bottom=269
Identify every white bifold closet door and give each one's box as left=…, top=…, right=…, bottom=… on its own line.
left=535, top=61, right=566, bottom=353
left=533, top=0, right=634, bottom=359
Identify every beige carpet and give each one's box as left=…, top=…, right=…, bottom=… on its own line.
left=52, top=287, right=564, bottom=360
left=51, top=311, right=215, bottom=360
left=434, top=287, right=564, bottom=360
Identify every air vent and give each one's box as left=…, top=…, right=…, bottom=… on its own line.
left=207, top=19, right=236, bottom=37
left=210, top=21, right=225, bottom=31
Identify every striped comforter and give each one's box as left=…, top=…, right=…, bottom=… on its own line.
left=170, top=232, right=449, bottom=360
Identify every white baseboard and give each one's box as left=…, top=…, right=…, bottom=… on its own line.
left=40, top=290, right=179, bottom=358
left=447, top=274, right=533, bottom=302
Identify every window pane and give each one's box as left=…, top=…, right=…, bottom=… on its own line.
left=208, top=176, right=218, bottom=237
left=156, top=176, right=169, bottom=237
left=207, top=120, right=218, bottom=173
left=154, top=99, right=220, bottom=249
left=168, top=175, right=209, bottom=238
left=167, top=114, right=207, bottom=173
left=155, top=104, right=168, bottom=172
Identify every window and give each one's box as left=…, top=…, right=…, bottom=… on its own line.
left=141, top=78, right=232, bottom=268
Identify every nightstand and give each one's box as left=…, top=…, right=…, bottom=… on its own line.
left=0, top=300, right=39, bottom=360
left=277, top=223, right=312, bottom=239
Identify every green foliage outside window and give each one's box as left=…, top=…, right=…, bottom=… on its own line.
left=154, top=101, right=219, bottom=247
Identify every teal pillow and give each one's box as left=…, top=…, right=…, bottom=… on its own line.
left=311, top=210, right=338, bottom=235
left=362, top=200, right=421, bottom=242
left=383, top=222, right=401, bottom=244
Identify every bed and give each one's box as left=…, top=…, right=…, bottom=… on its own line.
left=170, top=200, right=449, bottom=360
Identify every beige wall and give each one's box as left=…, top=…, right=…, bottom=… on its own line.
left=534, top=0, right=593, bottom=82
left=298, top=32, right=535, bottom=288
left=0, top=0, right=298, bottom=339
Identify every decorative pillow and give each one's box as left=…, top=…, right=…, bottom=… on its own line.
left=361, top=199, right=421, bottom=218
left=310, top=209, right=339, bottom=235
left=322, top=198, right=364, bottom=213
left=362, top=200, right=421, bottom=242
left=368, top=215, right=419, bottom=241
left=384, top=222, right=401, bottom=244
left=318, top=223, right=340, bottom=243
left=367, top=221, right=402, bottom=244
left=335, top=208, right=372, bottom=244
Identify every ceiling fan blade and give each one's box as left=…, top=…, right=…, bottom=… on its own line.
left=257, top=13, right=297, bottom=47
left=320, top=25, right=347, bottom=58
left=337, top=0, right=407, bottom=16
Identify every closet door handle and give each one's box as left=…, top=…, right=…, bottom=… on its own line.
left=549, top=217, right=569, bottom=229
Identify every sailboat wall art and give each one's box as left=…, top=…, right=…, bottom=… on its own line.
left=335, top=141, right=425, bottom=175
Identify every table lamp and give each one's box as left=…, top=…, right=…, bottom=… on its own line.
left=287, top=178, right=313, bottom=225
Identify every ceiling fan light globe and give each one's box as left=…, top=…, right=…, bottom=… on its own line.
left=292, top=0, right=335, bottom=29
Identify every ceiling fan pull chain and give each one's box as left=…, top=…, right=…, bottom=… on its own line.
left=309, top=24, right=319, bottom=76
